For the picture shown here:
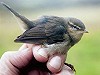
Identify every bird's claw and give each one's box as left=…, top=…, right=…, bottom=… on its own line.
left=64, top=63, right=76, bottom=72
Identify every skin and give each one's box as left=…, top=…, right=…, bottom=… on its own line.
left=0, top=44, right=75, bottom=75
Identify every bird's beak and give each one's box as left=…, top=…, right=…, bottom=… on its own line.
left=84, top=30, right=88, bottom=33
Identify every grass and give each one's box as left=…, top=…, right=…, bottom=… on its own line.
left=0, top=7, right=100, bottom=75
left=67, top=32, right=100, bottom=75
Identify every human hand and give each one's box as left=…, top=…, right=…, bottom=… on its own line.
left=0, top=44, right=75, bottom=75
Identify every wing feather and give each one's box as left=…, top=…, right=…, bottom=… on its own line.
left=15, top=16, right=67, bottom=44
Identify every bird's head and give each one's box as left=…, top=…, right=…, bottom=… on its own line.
left=65, top=18, right=88, bottom=44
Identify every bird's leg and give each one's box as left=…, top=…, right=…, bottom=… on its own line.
left=41, top=44, right=48, bottom=48
left=40, top=45, right=44, bottom=48
left=64, top=63, right=76, bottom=72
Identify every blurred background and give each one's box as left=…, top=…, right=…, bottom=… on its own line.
left=0, top=0, right=100, bottom=75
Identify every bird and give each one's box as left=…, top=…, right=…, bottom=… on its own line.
left=1, top=2, right=88, bottom=72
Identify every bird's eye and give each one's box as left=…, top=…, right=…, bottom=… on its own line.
left=73, top=25, right=81, bottom=30
left=72, top=25, right=78, bottom=30
left=68, top=21, right=81, bottom=30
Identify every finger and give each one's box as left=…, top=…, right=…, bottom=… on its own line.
left=55, top=64, right=75, bottom=75
left=32, top=45, right=48, bottom=62
left=19, top=44, right=34, bottom=51
left=28, top=69, right=50, bottom=75
left=26, top=44, right=34, bottom=49
left=47, top=55, right=66, bottom=73
left=18, top=44, right=27, bottom=51
left=1, top=48, right=33, bottom=68
left=0, top=51, right=19, bottom=75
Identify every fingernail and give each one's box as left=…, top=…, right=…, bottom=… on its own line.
left=38, top=48, right=48, bottom=58
left=32, top=46, right=41, bottom=51
left=24, top=48, right=29, bottom=51
left=49, top=56, right=61, bottom=69
left=22, top=48, right=29, bottom=53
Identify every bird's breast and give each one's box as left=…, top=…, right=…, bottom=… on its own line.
left=44, top=41, right=71, bottom=55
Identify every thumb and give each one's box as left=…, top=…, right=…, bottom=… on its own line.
left=10, top=48, right=33, bottom=68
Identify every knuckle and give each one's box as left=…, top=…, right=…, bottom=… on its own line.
left=3, top=51, right=11, bottom=57
left=1, top=51, right=15, bottom=60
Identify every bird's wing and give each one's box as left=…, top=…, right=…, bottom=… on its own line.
left=14, top=25, right=47, bottom=44
left=14, top=16, right=67, bottom=44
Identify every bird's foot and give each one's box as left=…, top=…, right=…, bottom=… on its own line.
left=64, top=63, right=76, bottom=72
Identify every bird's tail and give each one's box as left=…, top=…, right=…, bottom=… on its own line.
left=1, top=2, right=34, bottom=30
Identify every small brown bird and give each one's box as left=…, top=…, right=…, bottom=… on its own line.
left=2, top=2, right=88, bottom=72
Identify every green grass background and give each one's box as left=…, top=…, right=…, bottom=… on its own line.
left=0, top=7, right=100, bottom=75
